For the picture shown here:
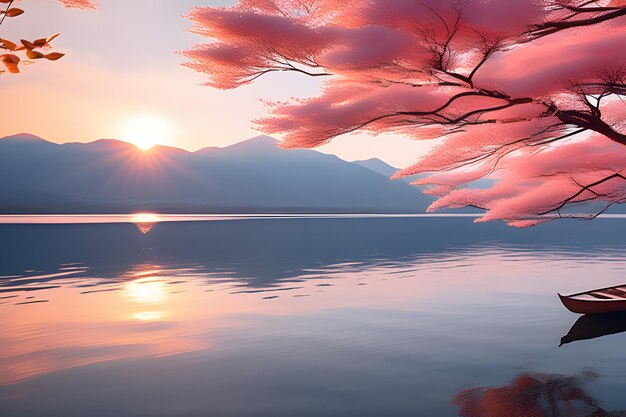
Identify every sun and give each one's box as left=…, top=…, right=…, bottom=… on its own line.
left=121, top=114, right=175, bottom=151
left=131, top=213, right=160, bottom=224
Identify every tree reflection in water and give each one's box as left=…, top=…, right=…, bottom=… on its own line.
left=454, top=371, right=626, bottom=417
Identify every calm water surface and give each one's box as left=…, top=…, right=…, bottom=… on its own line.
left=1, top=216, right=626, bottom=416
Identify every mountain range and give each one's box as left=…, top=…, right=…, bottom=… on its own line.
left=0, top=133, right=437, bottom=214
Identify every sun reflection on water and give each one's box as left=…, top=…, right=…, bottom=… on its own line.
left=132, top=311, right=164, bottom=321
left=125, top=274, right=168, bottom=321
left=125, top=278, right=167, bottom=304
left=6, top=239, right=626, bottom=395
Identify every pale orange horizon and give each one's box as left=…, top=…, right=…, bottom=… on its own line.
left=0, top=0, right=434, bottom=168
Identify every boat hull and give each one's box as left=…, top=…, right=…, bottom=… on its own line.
left=559, top=294, right=626, bottom=315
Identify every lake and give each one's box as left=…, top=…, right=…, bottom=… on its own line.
left=1, top=215, right=626, bottom=416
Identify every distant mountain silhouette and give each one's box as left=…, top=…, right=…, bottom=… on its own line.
left=352, top=158, right=399, bottom=178
left=352, top=158, right=498, bottom=214
left=0, top=133, right=435, bottom=214
left=353, top=158, right=426, bottom=185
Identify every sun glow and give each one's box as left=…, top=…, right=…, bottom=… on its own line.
left=121, top=114, right=175, bottom=150
left=132, top=213, right=160, bottom=224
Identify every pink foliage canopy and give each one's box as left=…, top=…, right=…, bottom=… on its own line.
left=183, top=0, right=626, bottom=226
left=57, top=0, right=97, bottom=9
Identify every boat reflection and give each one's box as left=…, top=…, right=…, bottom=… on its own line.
left=454, top=371, right=624, bottom=416
left=560, top=311, right=626, bottom=346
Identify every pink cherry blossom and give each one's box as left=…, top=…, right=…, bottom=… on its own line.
left=183, top=0, right=626, bottom=226
left=57, top=0, right=97, bottom=9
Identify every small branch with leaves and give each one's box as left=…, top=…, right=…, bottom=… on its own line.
left=0, top=0, right=68, bottom=75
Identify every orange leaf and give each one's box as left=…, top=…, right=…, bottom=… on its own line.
left=26, top=50, right=44, bottom=59
left=46, top=33, right=61, bottom=43
left=0, top=38, right=16, bottom=51
left=44, top=52, right=65, bottom=61
left=20, top=39, right=35, bottom=50
left=4, top=8, right=24, bottom=17
left=2, top=54, right=20, bottom=63
left=1, top=54, right=20, bottom=73
left=33, top=38, right=48, bottom=48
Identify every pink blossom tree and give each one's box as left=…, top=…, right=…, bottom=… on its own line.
left=182, top=0, right=626, bottom=226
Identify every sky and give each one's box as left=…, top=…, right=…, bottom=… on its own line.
left=0, top=0, right=435, bottom=168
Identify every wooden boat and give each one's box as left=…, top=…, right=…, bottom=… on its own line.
left=559, top=284, right=626, bottom=314
left=560, top=311, right=626, bottom=346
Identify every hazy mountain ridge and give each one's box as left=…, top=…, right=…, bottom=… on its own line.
left=0, top=133, right=434, bottom=214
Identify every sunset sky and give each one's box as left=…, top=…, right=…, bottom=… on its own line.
left=0, top=0, right=434, bottom=167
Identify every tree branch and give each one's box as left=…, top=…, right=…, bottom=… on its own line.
left=555, top=109, right=626, bottom=145
left=526, top=6, right=626, bottom=40
left=0, top=0, right=15, bottom=28
left=538, top=173, right=626, bottom=216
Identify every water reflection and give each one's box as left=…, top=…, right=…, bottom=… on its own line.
left=454, top=371, right=625, bottom=417
left=0, top=266, right=210, bottom=385
left=125, top=276, right=167, bottom=304
left=131, top=213, right=159, bottom=234
left=3, top=218, right=626, bottom=297
left=2, top=218, right=626, bottom=415
left=561, top=312, right=626, bottom=346
left=132, top=311, right=163, bottom=321
left=134, top=222, right=156, bottom=234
